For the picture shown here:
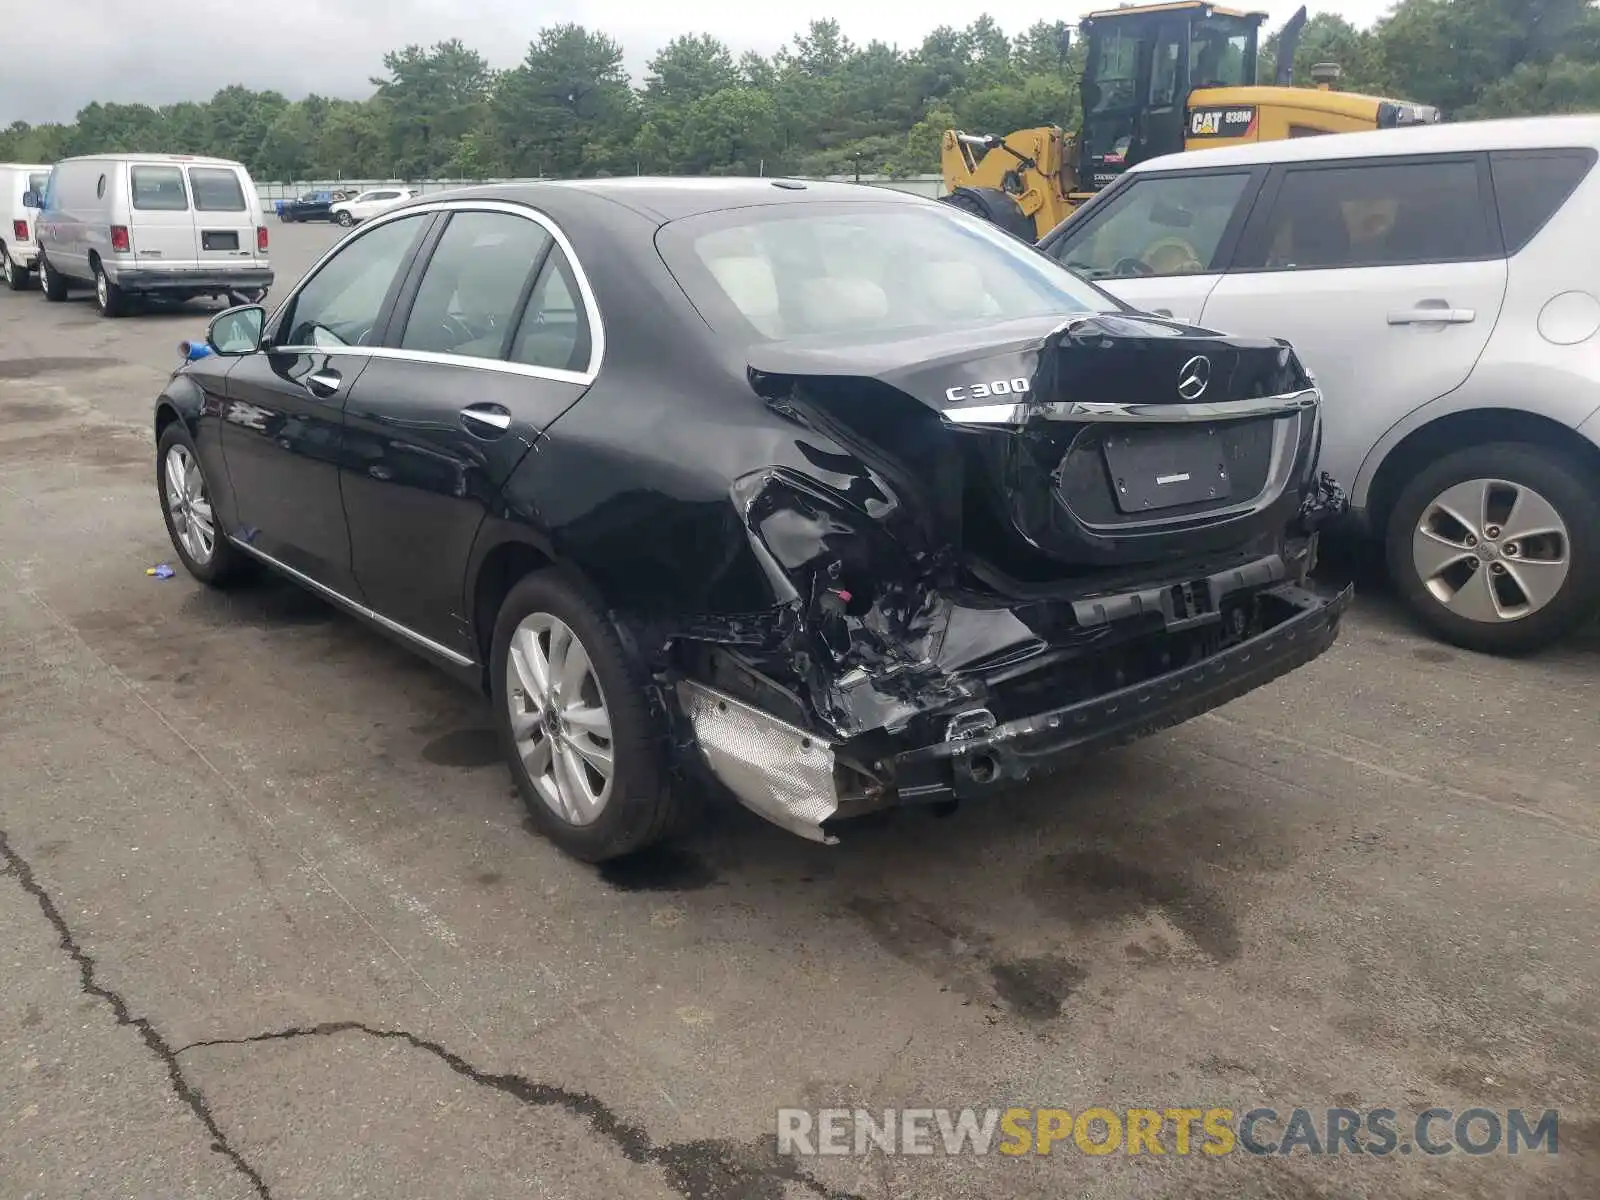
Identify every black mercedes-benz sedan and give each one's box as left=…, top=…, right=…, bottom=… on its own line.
left=154, top=178, right=1351, bottom=861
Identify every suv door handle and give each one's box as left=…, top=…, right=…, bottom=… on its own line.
left=1388, top=303, right=1476, bottom=325
left=305, top=369, right=342, bottom=397
left=460, top=404, right=512, bottom=436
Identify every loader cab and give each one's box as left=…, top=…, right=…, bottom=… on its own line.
left=1078, top=3, right=1264, bottom=192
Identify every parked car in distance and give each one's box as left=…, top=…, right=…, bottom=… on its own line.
left=329, top=187, right=421, bottom=226
left=275, top=190, right=355, bottom=222
left=1038, top=114, right=1600, bottom=655
left=0, top=161, right=51, bottom=291
left=30, top=153, right=273, bottom=317
left=153, top=180, right=1350, bottom=862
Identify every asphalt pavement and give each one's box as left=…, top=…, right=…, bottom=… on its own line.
left=0, top=218, right=1596, bottom=1200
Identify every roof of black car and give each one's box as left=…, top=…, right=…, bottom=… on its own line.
left=424, top=177, right=929, bottom=222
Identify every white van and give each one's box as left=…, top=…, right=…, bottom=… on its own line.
left=29, top=154, right=274, bottom=317
left=0, top=162, right=50, bottom=291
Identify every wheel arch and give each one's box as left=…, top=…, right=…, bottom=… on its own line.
left=466, top=526, right=557, bottom=690
left=1362, top=408, right=1600, bottom=540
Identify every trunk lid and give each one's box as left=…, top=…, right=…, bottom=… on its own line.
left=747, top=312, right=1320, bottom=577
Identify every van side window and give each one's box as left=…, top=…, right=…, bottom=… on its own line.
left=1051, top=172, right=1252, bottom=280
left=1242, top=158, right=1493, bottom=271
left=1490, top=149, right=1596, bottom=256
left=189, top=167, right=248, bottom=212
left=131, top=166, right=190, bottom=212
left=96, top=174, right=106, bottom=200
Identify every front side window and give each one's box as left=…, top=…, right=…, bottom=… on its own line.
left=131, top=166, right=189, bottom=211
left=400, top=211, right=552, bottom=360
left=1054, top=172, right=1251, bottom=280
left=1247, top=158, right=1494, bottom=270
left=1088, top=27, right=1141, bottom=114
left=281, top=213, right=429, bottom=348
left=189, top=167, right=247, bottom=212
left=661, top=202, right=1116, bottom=344
left=1190, top=17, right=1254, bottom=89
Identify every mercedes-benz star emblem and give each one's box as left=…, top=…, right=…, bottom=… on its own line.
left=1177, top=355, right=1211, bottom=400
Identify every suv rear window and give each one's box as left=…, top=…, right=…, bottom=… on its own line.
left=189, top=167, right=247, bottom=212
left=131, top=166, right=189, bottom=212
left=1490, top=149, right=1596, bottom=255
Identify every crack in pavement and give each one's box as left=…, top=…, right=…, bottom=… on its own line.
left=178, top=1023, right=863, bottom=1200
left=1, top=828, right=862, bottom=1200
left=0, top=829, right=272, bottom=1199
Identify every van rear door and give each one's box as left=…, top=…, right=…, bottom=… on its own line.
left=127, top=163, right=198, bottom=268
left=187, top=164, right=261, bottom=271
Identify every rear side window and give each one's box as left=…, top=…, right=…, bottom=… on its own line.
left=1242, top=158, right=1494, bottom=270
left=131, top=166, right=189, bottom=212
left=1490, top=149, right=1596, bottom=256
left=189, top=167, right=247, bottom=212
left=400, top=210, right=552, bottom=361
left=1052, top=171, right=1253, bottom=280
left=509, top=248, right=592, bottom=373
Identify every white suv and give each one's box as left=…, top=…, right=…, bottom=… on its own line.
left=1039, top=115, right=1600, bottom=655
left=329, top=187, right=419, bottom=227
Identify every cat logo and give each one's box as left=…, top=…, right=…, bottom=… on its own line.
left=1189, top=106, right=1257, bottom=139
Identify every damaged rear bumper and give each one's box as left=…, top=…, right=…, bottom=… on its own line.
left=675, top=580, right=1351, bottom=842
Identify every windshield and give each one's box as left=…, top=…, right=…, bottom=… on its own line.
left=1087, top=26, right=1141, bottom=114
left=1190, top=16, right=1256, bottom=89
left=659, top=202, right=1117, bottom=344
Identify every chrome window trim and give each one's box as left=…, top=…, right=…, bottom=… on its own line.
left=266, top=197, right=605, bottom=387
left=227, top=536, right=476, bottom=668
left=942, top=387, right=1320, bottom=426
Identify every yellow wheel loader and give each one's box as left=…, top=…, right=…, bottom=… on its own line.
left=941, top=3, right=1441, bottom=241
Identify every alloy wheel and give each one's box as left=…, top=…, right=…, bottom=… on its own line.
left=1412, top=477, right=1570, bottom=623
left=505, top=612, right=615, bottom=826
left=164, top=443, right=216, bottom=565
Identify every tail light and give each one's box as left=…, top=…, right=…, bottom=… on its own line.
left=12, top=220, right=27, bottom=241
left=256, top=225, right=269, bottom=253
left=110, top=225, right=130, bottom=252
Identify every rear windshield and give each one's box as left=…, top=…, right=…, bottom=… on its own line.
left=189, top=167, right=247, bottom=212
left=27, top=172, right=48, bottom=196
left=657, top=201, right=1117, bottom=343
left=131, top=166, right=189, bottom=211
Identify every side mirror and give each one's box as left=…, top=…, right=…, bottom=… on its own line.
left=22, top=190, right=40, bottom=209
left=206, top=304, right=266, bottom=355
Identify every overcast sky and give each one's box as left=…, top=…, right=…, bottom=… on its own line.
left=9, top=0, right=1398, bottom=126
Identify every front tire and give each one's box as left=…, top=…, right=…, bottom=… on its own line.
left=157, top=422, right=245, bottom=586
left=336, top=211, right=354, bottom=227
left=1386, top=441, right=1600, bottom=655
left=491, top=570, right=684, bottom=862
left=39, top=255, right=67, bottom=301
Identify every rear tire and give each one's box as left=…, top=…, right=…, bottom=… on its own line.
left=39, top=255, right=67, bottom=301
left=336, top=211, right=354, bottom=227
left=491, top=569, right=685, bottom=863
left=94, top=263, right=124, bottom=318
left=1385, top=441, right=1600, bottom=655
left=2, top=249, right=30, bottom=291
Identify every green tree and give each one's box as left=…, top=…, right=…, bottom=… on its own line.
left=372, top=40, right=494, bottom=177
left=492, top=24, right=637, bottom=177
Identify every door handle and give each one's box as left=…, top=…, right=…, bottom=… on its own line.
left=1388, top=303, right=1476, bottom=325
left=460, top=405, right=512, bottom=436
left=305, top=369, right=342, bottom=397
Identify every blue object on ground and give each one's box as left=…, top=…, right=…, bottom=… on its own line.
left=146, top=563, right=176, bottom=580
